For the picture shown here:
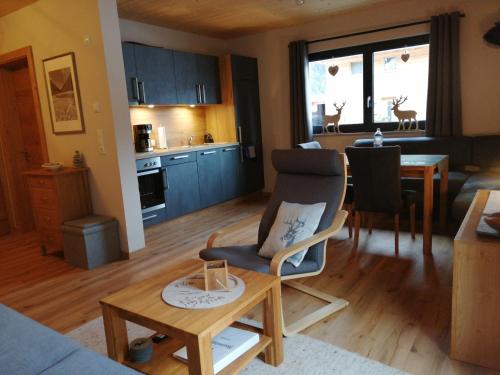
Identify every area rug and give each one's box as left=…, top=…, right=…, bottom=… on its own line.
left=67, top=317, right=409, bottom=375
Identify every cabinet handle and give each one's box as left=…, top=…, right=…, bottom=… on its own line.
left=201, top=151, right=216, bottom=155
left=132, top=77, right=139, bottom=100
left=223, top=148, right=237, bottom=152
left=195, top=84, right=201, bottom=104
left=142, top=214, right=157, bottom=221
left=161, top=167, right=169, bottom=190
left=202, top=84, right=206, bottom=103
left=237, top=126, right=244, bottom=162
left=138, top=81, right=146, bottom=103
left=172, top=155, right=189, bottom=160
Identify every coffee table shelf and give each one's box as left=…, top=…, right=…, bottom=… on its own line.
left=125, top=332, right=272, bottom=375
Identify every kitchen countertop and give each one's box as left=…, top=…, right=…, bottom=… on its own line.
left=135, top=142, right=239, bottom=160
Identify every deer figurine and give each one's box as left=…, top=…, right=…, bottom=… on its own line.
left=392, top=95, right=418, bottom=131
left=323, top=102, right=346, bottom=133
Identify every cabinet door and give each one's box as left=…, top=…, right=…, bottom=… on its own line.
left=122, top=42, right=139, bottom=104
left=232, top=56, right=264, bottom=194
left=173, top=51, right=199, bottom=104
left=196, top=54, right=221, bottom=104
left=197, top=149, right=224, bottom=208
left=134, top=44, right=177, bottom=105
left=220, top=146, right=242, bottom=201
left=164, top=162, right=201, bottom=220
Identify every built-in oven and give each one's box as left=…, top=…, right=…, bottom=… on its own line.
left=136, top=157, right=167, bottom=220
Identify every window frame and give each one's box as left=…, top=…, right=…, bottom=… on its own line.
left=309, top=34, right=430, bottom=134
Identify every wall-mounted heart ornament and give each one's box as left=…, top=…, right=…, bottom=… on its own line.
left=401, top=52, right=410, bottom=62
left=328, top=65, right=339, bottom=76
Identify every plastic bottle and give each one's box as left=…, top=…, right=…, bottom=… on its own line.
left=373, top=128, right=383, bottom=147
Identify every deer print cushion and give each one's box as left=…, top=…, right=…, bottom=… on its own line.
left=258, top=201, right=326, bottom=267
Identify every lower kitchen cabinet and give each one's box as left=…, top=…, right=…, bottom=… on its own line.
left=164, top=161, right=201, bottom=220
left=197, top=149, right=224, bottom=208
left=220, top=146, right=242, bottom=201
left=142, top=208, right=167, bottom=228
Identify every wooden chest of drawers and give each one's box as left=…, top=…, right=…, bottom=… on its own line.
left=25, top=168, right=92, bottom=254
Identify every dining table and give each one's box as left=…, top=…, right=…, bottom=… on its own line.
left=347, top=154, right=449, bottom=255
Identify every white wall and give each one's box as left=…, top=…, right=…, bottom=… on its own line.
left=227, top=0, right=500, bottom=191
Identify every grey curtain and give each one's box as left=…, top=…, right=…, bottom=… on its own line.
left=289, top=40, right=312, bottom=147
left=426, top=12, right=462, bottom=136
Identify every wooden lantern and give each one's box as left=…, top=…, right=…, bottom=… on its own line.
left=203, top=260, right=228, bottom=291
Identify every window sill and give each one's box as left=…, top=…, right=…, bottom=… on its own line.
left=314, top=129, right=425, bottom=138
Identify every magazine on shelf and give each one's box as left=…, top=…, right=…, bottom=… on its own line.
left=173, top=326, right=260, bottom=373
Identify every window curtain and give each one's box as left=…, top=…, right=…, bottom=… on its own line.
left=289, top=40, right=313, bottom=147
left=426, top=12, right=462, bottom=137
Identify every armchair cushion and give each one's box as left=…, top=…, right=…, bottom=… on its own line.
left=199, top=245, right=321, bottom=276
left=258, top=201, right=326, bottom=267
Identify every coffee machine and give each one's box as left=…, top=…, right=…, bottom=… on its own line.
left=133, top=124, right=153, bottom=152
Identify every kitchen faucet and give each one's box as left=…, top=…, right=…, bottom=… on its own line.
left=188, top=135, right=193, bottom=146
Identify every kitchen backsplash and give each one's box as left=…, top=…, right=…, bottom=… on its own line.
left=130, top=106, right=207, bottom=148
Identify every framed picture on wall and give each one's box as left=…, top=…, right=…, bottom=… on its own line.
left=43, top=52, right=85, bottom=134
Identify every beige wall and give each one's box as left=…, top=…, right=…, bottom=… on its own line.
left=119, top=19, right=229, bottom=55
left=227, top=0, right=500, bottom=191
left=0, top=0, right=144, bottom=252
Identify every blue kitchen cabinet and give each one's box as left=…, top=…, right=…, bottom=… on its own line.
left=122, top=42, right=139, bottom=104
left=142, top=208, right=167, bottom=228
left=196, top=54, right=221, bottom=104
left=173, top=50, right=199, bottom=104
left=220, top=146, right=242, bottom=201
left=161, top=157, right=200, bottom=220
left=197, top=149, right=224, bottom=208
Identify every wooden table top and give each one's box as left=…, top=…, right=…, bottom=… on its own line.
left=100, top=259, right=280, bottom=337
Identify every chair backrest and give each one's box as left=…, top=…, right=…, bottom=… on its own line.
left=259, top=149, right=346, bottom=267
left=345, top=146, right=402, bottom=214
left=297, top=141, right=322, bottom=149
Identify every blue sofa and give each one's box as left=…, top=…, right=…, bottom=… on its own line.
left=352, top=136, right=500, bottom=225
left=0, top=304, right=139, bottom=375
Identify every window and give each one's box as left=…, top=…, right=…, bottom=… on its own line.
left=309, top=35, right=429, bottom=133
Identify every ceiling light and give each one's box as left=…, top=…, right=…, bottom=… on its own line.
left=296, top=0, right=305, bottom=5
left=189, top=104, right=196, bottom=108
left=147, top=104, right=155, bottom=108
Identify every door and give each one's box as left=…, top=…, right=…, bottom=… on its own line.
left=197, top=149, right=224, bottom=208
left=121, top=42, right=139, bottom=104
left=220, top=146, right=242, bottom=201
left=232, top=55, right=264, bottom=194
left=173, top=51, right=198, bottom=104
left=0, top=47, right=48, bottom=235
left=135, top=44, right=177, bottom=105
left=196, top=54, right=221, bottom=104
left=165, top=162, right=201, bottom=220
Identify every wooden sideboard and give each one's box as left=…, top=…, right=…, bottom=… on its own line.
left=451, top=189, right=500, bottom=370
left=25, top=168, right=92, bottom=255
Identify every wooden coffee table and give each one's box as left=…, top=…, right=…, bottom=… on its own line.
left=100, top=259, right=283, bottom=375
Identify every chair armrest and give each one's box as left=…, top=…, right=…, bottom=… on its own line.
left=207, top=214, right=262, bottom=248
left=269, top=210, right=348, bottom=276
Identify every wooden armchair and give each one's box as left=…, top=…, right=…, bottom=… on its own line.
left=200, top=149, right=349, bottom=336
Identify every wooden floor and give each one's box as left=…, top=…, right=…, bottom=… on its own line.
left=0, top=194, right=498, bottom=375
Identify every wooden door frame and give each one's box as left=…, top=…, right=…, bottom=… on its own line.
left=0, top=46, right=48, bottom=233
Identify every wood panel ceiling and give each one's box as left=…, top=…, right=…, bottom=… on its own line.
left=0, top=0, right=38, bottom=18
left=117, top=0, right=394, bottom=39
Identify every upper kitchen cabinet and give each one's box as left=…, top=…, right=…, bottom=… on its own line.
left=122, top=42, right=177, bottom=105
left=122, top=42, right=138, bottom=104
left=173, top=51, right=221, bottom=105
left=134, top=44, right=177, bottom=105
left=196, top=54, right=221, bottom=104
left=173, top=51, right=198, bottom=104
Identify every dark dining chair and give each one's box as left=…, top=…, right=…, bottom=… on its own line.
left=345, top=146, right=416, bottom=254
left=200, top=149, right=348, bottom=336
left=298, top=141, right=354, bottom=237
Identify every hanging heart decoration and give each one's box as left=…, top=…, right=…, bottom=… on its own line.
left=401, top=52, right=410, bottom=62
left=328, top=65, right=339, bottom=76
